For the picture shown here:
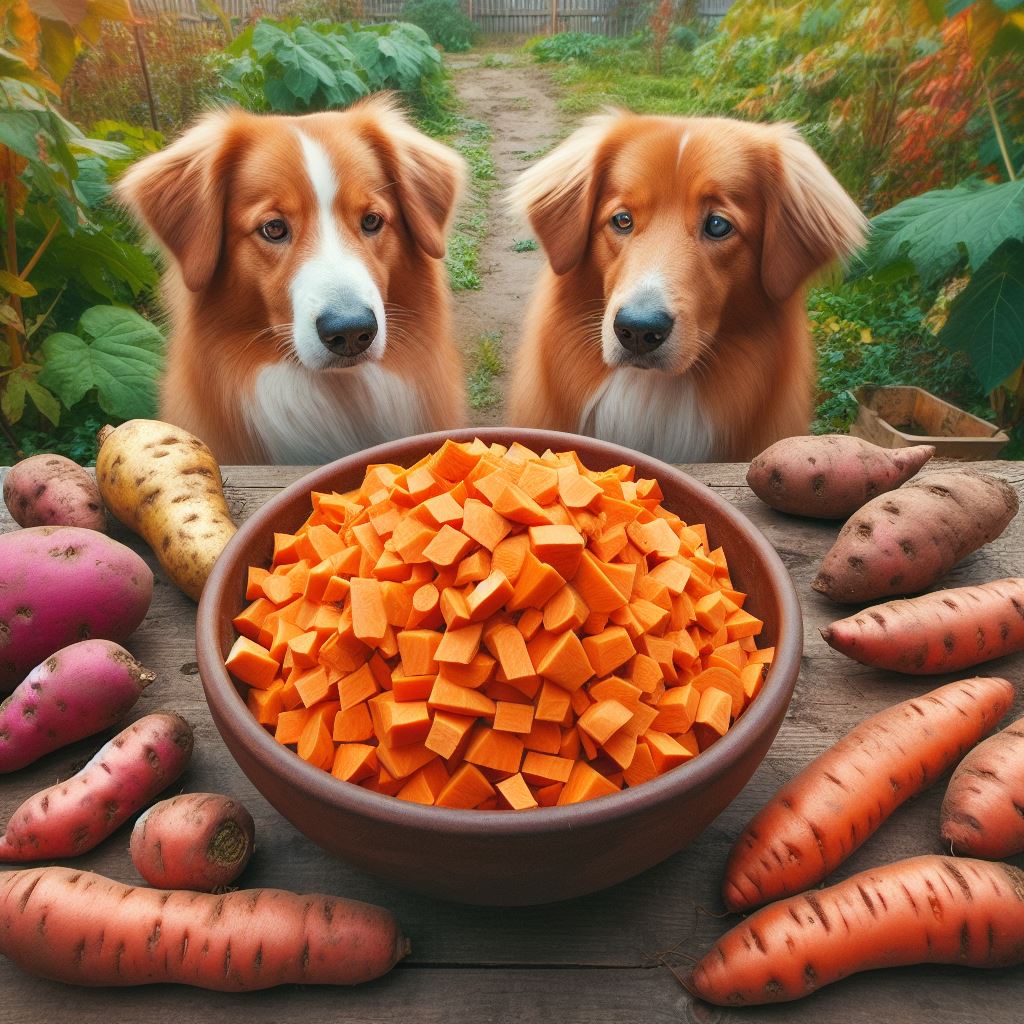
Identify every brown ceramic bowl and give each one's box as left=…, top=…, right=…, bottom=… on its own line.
left=197, top=428, right=801, bottom=906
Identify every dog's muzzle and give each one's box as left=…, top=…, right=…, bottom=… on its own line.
left=613, top=303, right=674, bottom=356
left=316, top=306, right=378, bottom=358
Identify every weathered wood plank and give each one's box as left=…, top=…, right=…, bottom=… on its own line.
left=1, top=461, right=1023, bottom=1019
left=3, top=962, right=1024, bottom=1023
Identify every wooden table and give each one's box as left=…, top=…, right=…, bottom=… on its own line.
left=2, top=461, right=1023, bottom=1023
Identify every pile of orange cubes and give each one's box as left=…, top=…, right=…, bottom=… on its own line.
left=226, top=438, right=773, bottom=810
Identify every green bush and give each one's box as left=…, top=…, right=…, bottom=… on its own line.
left=529, top=32, right=612, bottom=63
left=400, top=0, right=476, bottom=53
left=811, top=283, right=987, bottom=435
left=218, top=19, right=443, bottom=114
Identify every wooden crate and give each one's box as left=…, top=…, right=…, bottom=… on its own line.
left=850, top=384, right=1009, bottom=460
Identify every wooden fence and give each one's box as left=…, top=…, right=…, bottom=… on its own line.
left=132, top=0, right=732, bottom=35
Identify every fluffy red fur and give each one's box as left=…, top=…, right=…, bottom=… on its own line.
left=507, top=112, right=867, bottom=462
left=117, top=96, right=467, bottom=464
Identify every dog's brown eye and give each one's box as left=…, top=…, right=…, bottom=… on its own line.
left=259, top=219, right=290, bottom=243
left=704, top=214, right=733, bottom=239
left=610, top=211, right=634, bottom=234
left=361, top=212, right=384, bottom=235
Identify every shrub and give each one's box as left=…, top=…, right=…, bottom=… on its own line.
left=400, top=0, right=476, bottom=53
left=64, top=15, right=224, bottom=136
left=529, top=32, right=612, bottom=63
left=218, top=19, right=443, bottom=114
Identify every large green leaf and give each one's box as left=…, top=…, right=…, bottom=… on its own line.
left=852, top=179, right=1024, bottom=286
left=39, top=306, right=164, bottom=418
left=938, top=241, right=1024, bottom=393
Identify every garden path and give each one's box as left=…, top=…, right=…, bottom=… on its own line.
left=447, top=52, right=564, bottom=426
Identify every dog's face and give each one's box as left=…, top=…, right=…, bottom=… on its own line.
left=511, top=113, right=866, bottom=376
left=117, top=98, right=464, bottom=371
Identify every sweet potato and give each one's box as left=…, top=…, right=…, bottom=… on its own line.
left=812, top=469, right=1019, bottom=604
left=0, top=711, right=194, bottom=861
left=692, top=856, right=1024, bottom=1005
left=0, top=526, right=154, bottom=693
left=0, top=866, right=407, bottom=989
left=0, top=640, right=155, bottom=773
left=722, top=676, right=1014, bottom=912
left=2, top=454, right=106, bottom=531
left=746, top=435, right=934, bottom=519
left=95, top=419, right=237, bottom=601
left=941, top=717, right=1024, bottom=858
left=130, top=793, right=255, bottom=891
left=821, top=578, right=1024, bottom=674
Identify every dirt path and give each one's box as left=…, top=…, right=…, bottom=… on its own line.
left=446, top=53, right=564, bottom=426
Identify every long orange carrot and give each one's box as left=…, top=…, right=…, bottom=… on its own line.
left=722, top=676, right=1014, bottom=912
left=692, top=856, right=1024, bottom=1005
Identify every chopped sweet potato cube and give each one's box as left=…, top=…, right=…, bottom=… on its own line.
left=497, top=773, right=539, bottom=810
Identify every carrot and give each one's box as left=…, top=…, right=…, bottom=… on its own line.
left=722, top=676, right=1014, bottom=912
left=0, top=866, right=408, bottom=990
left=820, top=578, right=1024, bottom=674
left=691, top=856, right=1024, bottom=1005
left=940, top=716, right=1024, bottom=858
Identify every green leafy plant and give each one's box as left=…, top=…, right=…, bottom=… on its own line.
left=400, top=0, right=476, bottom=53
left=39, top=306, right=164, bottom=422
left=218, top=19, right=442, bottom=114
left=529, top=32, right=613, bottom=63
left=852, top=1, right=1024, bottom=445
left=0, top=0, right=162, bottom=456
left=811, top=283, right=986, bottom=434
left=512, top=238, right=539, bottom=252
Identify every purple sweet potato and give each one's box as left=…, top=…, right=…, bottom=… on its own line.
left=0, top=526, right=153, bottom=693
left=747, top=435, right=935, bottom=519
left=3, top=454, right=106, bottom=531
left=0, top=640, right=155, bottom=773
left=812, top=469, right=1019, bottom=604
left=130, top=793, right=255, bottom=891
left=0, top=711, right=194, bottom=861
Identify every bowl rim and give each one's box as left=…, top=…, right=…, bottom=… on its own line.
left=198, top=427, right=802, bottom=838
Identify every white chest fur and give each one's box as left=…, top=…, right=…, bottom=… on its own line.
left=251, top=362, right=428, bottom=464
left=578, top=368, right=716, bottom=464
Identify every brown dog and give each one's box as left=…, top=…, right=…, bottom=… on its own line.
left=508, top=112, right=867, bottom=461
left=118, top=96, right=467, bottom=464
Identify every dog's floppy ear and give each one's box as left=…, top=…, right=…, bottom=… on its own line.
left=507, top=114, right=617, bottom=275
left=116, top=111, right=236, bottom=293
left=361, top=97, right=466, bottom=260
left=761, top=127, right=868, bottom=304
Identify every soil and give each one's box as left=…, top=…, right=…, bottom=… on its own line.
left=446, top=52, right=565, bottom=426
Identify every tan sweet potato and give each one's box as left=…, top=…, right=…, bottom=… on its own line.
left=821, top=578, right=1024, bottom=673
left=3, top=454, right=106, bottom=531
left=95, top=420, right=237, bottom=601
left=812, top=469, right=1019, bottom=604
left=941, top=717, right=1024, bottom=858
left=747, top=435, right=934, bottom=519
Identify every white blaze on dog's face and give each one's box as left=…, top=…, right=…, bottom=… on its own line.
left=287, top=129, right=388, bottom=369
left=511, top=113, right=866, bottom=378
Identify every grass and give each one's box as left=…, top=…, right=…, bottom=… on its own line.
left=466, top=331, right=505, bottom=410
left=443, top=116, right=497, bottom=291
left=512, top=238, right=539, bottom=252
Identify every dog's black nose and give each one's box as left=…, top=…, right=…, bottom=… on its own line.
left=613, top=306, right=674, bottom=355
left=316, top=308, right=378, bottom=357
